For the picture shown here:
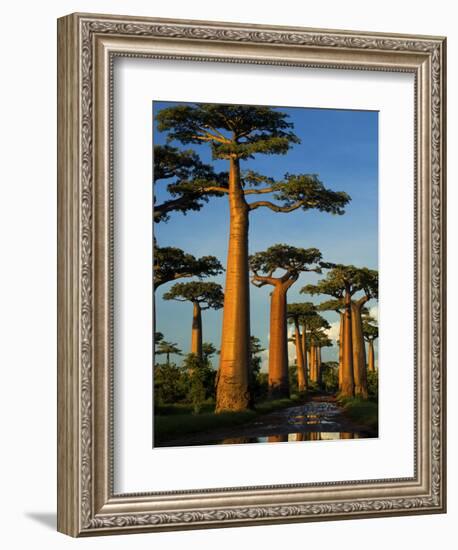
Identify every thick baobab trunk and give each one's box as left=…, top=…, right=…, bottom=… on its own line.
left=191, top=302, right=203, bottom=361
left=351, top=300, right=368, bottom=399
left=268, top=284, right=289, bottom=398
left=216, top=158, right=251, bottom=412
left=338, top=312, right=344, bottom=389
left=368, top=340, right=375, bottom=372
left=341, top=289, right=354, bottom=397
left=294, top=319, right=307, bottom=392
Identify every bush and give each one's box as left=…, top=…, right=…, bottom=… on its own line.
left=321, top=364, right=339, bottom=393
left=154, top=362, right=187, bottom=405
left=183, top=353, right=216, bottom=414
left=367, top=369, right=378, bottom=401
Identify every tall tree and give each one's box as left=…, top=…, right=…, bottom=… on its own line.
left=287, top=302, right=317, bottom=392
left=157, top=103, right=350, bottom=411
left=155, top=340, right=182, bottom=366
left=303, top=315, right=331, bottom=384
left=250, top=245, right=322, bottom=397
left=363, top=316, right=378, bottom=372
left=318, top=299, right=345, bottom=389
left=163, top=282, right=224, bottom=361
left=302, top=265, right=378, bottom=398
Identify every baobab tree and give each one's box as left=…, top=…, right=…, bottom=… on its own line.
left=156, top=340, right=182, bottom=366
left=304, top=315, right=331, bottom=385
left=156, top=103, right=350, bottom=411
left=313, top=333, right=333, bottom=386
left=250, top=245, right=322, bottom=397
left=287, top=302, right=317, bottom=392
left=163, top=281, right=224, bottom=361
left=363, top=316, right=378, bottom=372
left=318, top=298, right=345, bottom=388
left=303, top=265, right=378, bottom=398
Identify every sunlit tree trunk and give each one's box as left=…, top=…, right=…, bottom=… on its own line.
left=302, top=322, right=308, bottom=383
left=341, top=287, right=354, bottom=397
left=351, top=299, right=368, bottom=399
left=191, top=301, right=203, bottom=361
left=368, top=340, right=375, bottom=372
left=309, top=339, right=316, bottom=382
left=268, top=283, right=290, bottom=398
left=268, top=434, right=288, bottom=443
left=338, top=312, right=344, bottom=390
left=294, top=318, right=307, bottom=391
left=216, top=158, right=251, bottom=412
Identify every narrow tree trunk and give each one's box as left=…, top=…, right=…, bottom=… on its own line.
left=294, top=318, right=307, bottom=392
left=309, top=339, right=316, bottom=382
left=316, top=347, right=322, bottom=386
left=341, top=288, right=354, bottom=397
left=166, top=352, right=170, bottom=366
left=302, top=323, right=308, bottom=383
left=191, top=301, right=203, bottom=361
left=368, top=340, right=375, bottom=372
left=338, top=312, right=344, bottom=390
left=351, top=300, right=368, bottom=399
left=216, top=158, right=251, bottom=412
left=268, top=284, right=289, bottom=398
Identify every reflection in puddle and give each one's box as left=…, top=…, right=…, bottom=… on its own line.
left=213, top=432, right=361, bottom=445
left=158, top=399, right=374, bottom=447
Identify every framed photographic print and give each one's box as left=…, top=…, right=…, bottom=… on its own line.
left=57, top=13, right=446, bottom=536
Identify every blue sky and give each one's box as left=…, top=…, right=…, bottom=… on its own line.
left=153, top=102, right=378, bottom=367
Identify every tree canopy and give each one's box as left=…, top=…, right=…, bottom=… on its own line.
left=154, top=144, right=227, bottom=222
left=302, top=264, right=378, bottom=300
left=287, top=302, right=318, bottom=324
left=250, top=244, right=322, bottom=287
left=156, top=104, right=351, bottom=217
left=154, top=244, right=223, bottom=290
left=163, top=281, right=224, bottom=310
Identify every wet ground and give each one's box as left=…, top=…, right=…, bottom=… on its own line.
left=159, top=394, right=376, bottom=447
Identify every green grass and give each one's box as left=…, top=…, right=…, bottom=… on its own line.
left=154, top=395, right=304, bottom=444
left=338, top=397, right=378, bottom=432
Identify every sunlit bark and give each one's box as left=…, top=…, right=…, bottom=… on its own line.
left=294, top=318, right=307, bottom=391
left=338, top=312, right=344, bottom=390
left=216, top=158, right=251, bottom=412
left=268, top=283, right=290, bottom=397
left=368, top=340, right=375, bottom=372
left=351, top=297, right=368, bottom=399
left=341, top=286, right=355, bottom=397
left=191, top=302, right=203, bottom=361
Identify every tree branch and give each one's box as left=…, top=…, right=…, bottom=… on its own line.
left=251, top=274, right=277, bottom=287
left=243, top=187, right=275, bottom=195
left=200, top=186, right=229, bottom=194
left=248, top=200, right=304, bottom=212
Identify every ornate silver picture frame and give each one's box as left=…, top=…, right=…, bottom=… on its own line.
left=57, top=12, right=446, bottom=536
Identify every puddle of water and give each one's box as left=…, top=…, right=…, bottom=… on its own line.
left=215, top=432, right=362, bottom=445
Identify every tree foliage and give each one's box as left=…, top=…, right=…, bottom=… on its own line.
left=362, top=316, right=379, bottom=341
left=154, top=244, right=223, bottom=290
left=154, top=144, right=227, bottom=222
left=302, top=264, right=378, bottom=300
left=156, top=104, right=351, bottom=217
left=163, top=281, right=224, bottom=310
left=250, top=244, right=322, bottom=286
